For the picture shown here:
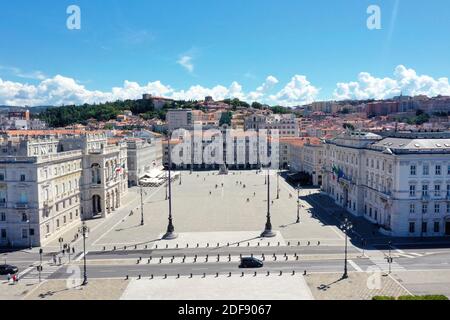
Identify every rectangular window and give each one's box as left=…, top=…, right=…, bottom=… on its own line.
left=410, top=165, right=416, bottom=176
left=434, top=222, right=440, bottom=233
left=22, top=229, right=28, bottom=239
left=29, top=228, right=34, bottom=236
left=410, top=185, right=416, bottom=197
left=20, top=174, right=26, bottom=182
left=409, top=222, right=415, bottom=233
left=422, top=185, right=429, bottom=197
left=422, top=204, right=428, bottom=214
left=435, top=185, right=441, bottom=197
left=423, top=165, right=429, bottom=175
left=1, top=229, right=6, bottom=239
left=0, top=173, right=4, bottom=181
left=0, top=212, right=5, bottom=221
left=409, top=204, right=415, bottom=214
left=422, top=222, right=427, bottom=234
left=435, top=203, right=440, bottom=214
left=448, top=165, right=450, bottom=175
left=436, top=165, right=442, bottom=175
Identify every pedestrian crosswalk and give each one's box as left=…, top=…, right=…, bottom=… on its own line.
left=20, top=263, right=63, bottom=282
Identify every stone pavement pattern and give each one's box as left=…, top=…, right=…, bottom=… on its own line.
left=305, top=272, right=410, bottom=300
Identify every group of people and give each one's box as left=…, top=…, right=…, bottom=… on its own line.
left=7, top=274, right=18, bottom=284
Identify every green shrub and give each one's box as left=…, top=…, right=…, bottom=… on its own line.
left=372, top=296, right=396, bottom=300
left=398, top=295, right=448, bottom=301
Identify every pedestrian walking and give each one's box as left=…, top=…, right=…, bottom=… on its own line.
left=53, top=255, right=57, bottom=265
left=58, top=257, right=62, bottom=265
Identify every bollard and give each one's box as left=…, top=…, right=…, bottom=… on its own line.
left=247, top=242, right=250, bottom=247
left=138, top=275, right=141, bottom=280
left=145, top=245, right=148, bottom=249
left=274, top=255, right=277, bottom=261
left=257, top=242, right=260, bottom=247
left=241, top=272, right=244, bottom=277
left=150, top=275, right=153, bottom=279
left=217, top=243, right=220, bottom=248
left=176, top=244, right=179, bottom=249
left=137, top=259, right=140, bottom=264
left=288, top=242, right=290, bottom=246
left=196, top=243, right=199, bottom=248
left=170, top=259, right=174, bottom=264
left=147, top=259, right=151, bottom=264
left=186, top=244, right=189, bottom=248
left=227, top=243, right=230, bottom=247
left=237, top=243, right=240, bottom=247
left=206, top=243, right=209, bottom=248
left=177, top=274, right=180, bottom=279
left=254, top=272, right=257, bottom=277
left=303, top=270, right=307, bottom=276
left=267, top=271, right=270, bottom=276
left=278, top=242, right=280, bottom=246
left=229, top=272, right=232, bottom=277
left=124, top=246, right=127, bottom=250
left=296, top=256, right=299, bottom=261
left=190, top=273, right=193, bottom=278
left=285, top=256, right=288, bottom=261
left=251, top=253, right=253, bottom=258
left=284, top=253, right=287, bottom=257
left=103, top=246, right=106, bottom=251
left=166, top=244, right=169, bottom=249
left=155, top=244, right=158, bottom=249
left=114, top=246, right=116, bottom=251
left=203, top=273, right=206, bottom=278
left=135, top=245, right=137, bottom=250
left=307, top=241, right=310, bottom=246
left=216, top=273, right=219, bottom=278
left=294, top=253, right=297, bottom=257
left=164, top=274, right=167, bottom=279
left=267, top=242, right=270, bottom=247
left=279, top=271, right=283, bottom=276
left=298, top=241, right=300, bottom=246
left=292, top=270, right=296, bottom=276
left=126, top=275, right=129, bottom=280
left=318, top=241, right=320, bottom=246
left=240, top=254, right=242, bottom=259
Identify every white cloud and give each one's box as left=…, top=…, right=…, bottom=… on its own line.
left=177, top=55, right=194, bottom=73
left=0, top=65, right=47, bottom=80
left=334, top=65, right=450, bottom=100
left=248, top=76, right=279, bottom=101
left=269, top=75, right=319, bottom=106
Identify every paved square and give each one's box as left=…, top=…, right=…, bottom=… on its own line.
left=93, top=171, right=343, bottom=249
left=120, top=274, right=314, bottom=300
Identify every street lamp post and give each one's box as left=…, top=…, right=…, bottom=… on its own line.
left=277, top=170, right=280, bottom=200
left=341, top=218, right=353, bottom=279
left=179, top=171, right=182, bottom=185
left=27, top=218, right=31, bottom=249
left=163, top=132, right=177, bottom=240
left=38, top=248, right=43, bottom=282
left=165, top=171, right=169, bottom=200
left=58, top=237, right=64, bottom=252
left=261, top=168, right=276, bottom=238
left=140, top=185, right=144, bottom=226
left=296, top=184, right=301, bottom=223
left=78, top=222, right=89, bottom=286
left=386, top=240, right=393, bottom=275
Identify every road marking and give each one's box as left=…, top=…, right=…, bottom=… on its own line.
left=348, top=259, right=363, bottom=272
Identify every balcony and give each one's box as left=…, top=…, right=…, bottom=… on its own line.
left=379, top=190, right=392, bottom=201
left=15, top=203, right=29, bottom=209
left=421, top=194, right=431, bottom=202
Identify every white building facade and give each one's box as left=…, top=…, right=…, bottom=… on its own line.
left=322, top=132, right=450, bottom=237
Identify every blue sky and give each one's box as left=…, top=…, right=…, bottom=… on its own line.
left=1, top=0, right=450, bottom=106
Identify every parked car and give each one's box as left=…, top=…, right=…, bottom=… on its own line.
left=239, top=257, right=263, bottom=269
left=0, top=264, right=18, bottom=275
